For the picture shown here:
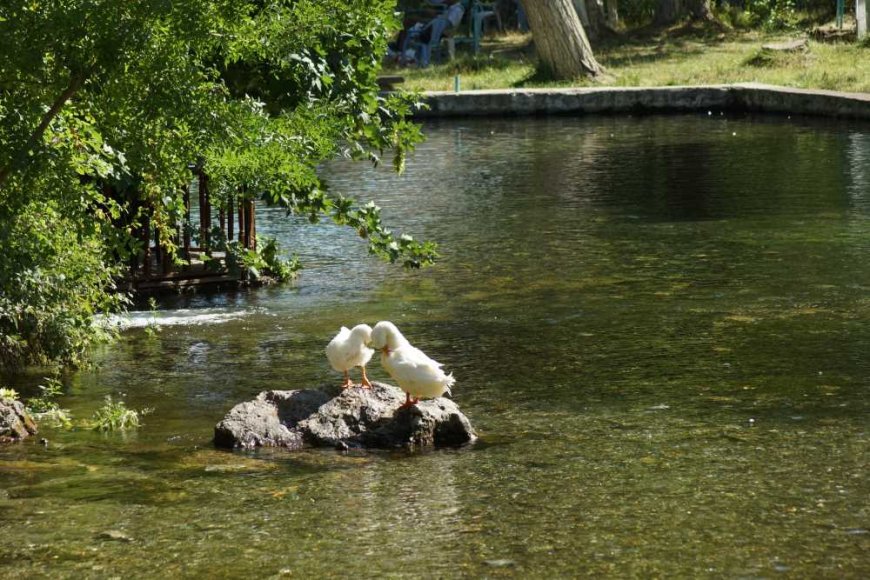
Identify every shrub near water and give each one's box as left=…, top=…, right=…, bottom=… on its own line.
left=91, top=396, right=151, bottom=432
left=3, top=380, right=149, bottom=432
left=217, top=234, right=301, bottom=283
left=0, top=203, right=125, bottom=368
left=0, top=387, right=19, bottom=401
left=29, top=378, right=73, bottom=427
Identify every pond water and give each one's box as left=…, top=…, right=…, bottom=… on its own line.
left=2, top=114, right=869, bottom=577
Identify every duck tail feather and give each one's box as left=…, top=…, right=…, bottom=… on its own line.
left=444, top=373, right=456, bottom=396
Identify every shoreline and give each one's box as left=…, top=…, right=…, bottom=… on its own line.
left=416, top=83, right=870, bottom=121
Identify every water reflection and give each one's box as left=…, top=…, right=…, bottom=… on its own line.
left=2, top=114, right=869, bottom=577
left=847, top=132, right=870, bottom=212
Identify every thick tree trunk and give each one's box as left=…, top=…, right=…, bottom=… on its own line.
left=521, top=0, right=604, bottom=79
left=588, top=0, right=611, bottom=33
left=859, top=0, right=867, bottom=40
left=575, top=0, right=600, bottom=39
left=655, top=0, right=682, bottom=25
left=573, top=0, right=591, bottom=29
left=605, top=0, right=619, bottom=29
left=573, top=0, right=613, bottom=40
left=687, top=0, right=715, bottom=20
left=656, top=0, right=713, bottom=23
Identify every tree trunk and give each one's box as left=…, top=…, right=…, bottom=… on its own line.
left=574, top=0, right=598, bottom=39
left=686, top=0, right=715, bottom=21
left=605, top=0, right=619, bottom=29
left=521, top=0, right=604, bottom=80
left=655, top=0, right=681, bottom=25
left=572, top=0, right=613, bottom=40
left=588, top=0, right=610, bottom=34
left=573, top=0, right=591, bottom=28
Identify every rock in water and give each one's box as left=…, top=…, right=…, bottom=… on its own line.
left=0, top=398, right=38, bottom=443
left=214, top=382, right=476, bottom=450
left=213, top=390, right=330, bottom=450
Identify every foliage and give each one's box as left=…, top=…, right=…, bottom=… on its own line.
left=216, top=235, right=301, bottom=283
left=259, top=237, right=301, bottom=282
left=24, top=377, right=64, bottom=413
left=2, top=378, right=147, bottom=431
left=227, top=241, right=268, bottom=281
left=91, top=396, right=150, bottom=432
left=0, top=202, right=126, bottom=367
left=756, top=0, right=799, bottom=31
left=0, top=0, right=436, bottom=368
left=144, top=297, right=161, bottom=337
left=24, top=377, right=73, bottom=428
left=620, top=0, right=659, bottom=27
left=717, top=2, right=760, bottom=28
left=0, top=387, right=19, bottom=401
left=34, top=407, right=74, bottom=429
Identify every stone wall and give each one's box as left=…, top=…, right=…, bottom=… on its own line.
left=417, top=83, right=870, bottom=121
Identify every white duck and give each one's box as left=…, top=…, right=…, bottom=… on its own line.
left=326, top=324, right=374, bottom=389
left=370, top=321, right=455, bottom=408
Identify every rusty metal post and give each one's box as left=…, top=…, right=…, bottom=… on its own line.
left=227, top=194, right=234, bottom=242
left=142, top=214, right=152, bottom=279
left=248, top=199, right=256, bottom=251
left=238, top=191, right=246, bottom=247
left=199, top=169, right=211, bottom=254
left=197, top=171, right=207, bottom=250
left=182, top=184, right=191, bottom=261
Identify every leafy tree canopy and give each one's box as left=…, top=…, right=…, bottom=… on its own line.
left=0, top=0, right=434, bottom=367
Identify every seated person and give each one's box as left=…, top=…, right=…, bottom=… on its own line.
left=389, top=1, right=445, bottom=62
left=400, top=0, right=468, bottom=67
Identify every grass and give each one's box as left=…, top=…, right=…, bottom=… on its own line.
left=389, top=23, right=870, bottom=94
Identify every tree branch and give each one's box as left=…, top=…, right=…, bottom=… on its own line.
left=0, top=71, right=89, bottom=191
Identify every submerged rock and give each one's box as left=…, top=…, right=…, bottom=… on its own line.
left=97, top=530, right=134, bottom=543
left=0, top=398, right=38, bottom=443
left=214, top=382, right=476, bottom=451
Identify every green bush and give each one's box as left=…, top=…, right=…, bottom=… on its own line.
left=24, top=377, right=73, bottom=428
left=216, top=234, right=301, bottom=282
left=0, top=387, right=19, bottom=401
left=91, top=396, right=151, bottom=432
left=718, top=2, right=760, bottom=28
left=739, top=0, right=800, bottom=30
left=0, top=202, right=126, bottom=368
left=259, top=236, right=301, bottom=282
left=621, top=0, right=658, bottom=27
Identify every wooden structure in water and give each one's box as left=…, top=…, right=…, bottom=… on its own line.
left=126, top=167, right=259, bottom=293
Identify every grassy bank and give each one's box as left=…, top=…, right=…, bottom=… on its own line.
left=390, top=24, right=869, bottom=95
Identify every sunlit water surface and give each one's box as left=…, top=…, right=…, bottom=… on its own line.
left=2, top=115, right=869, bottom=577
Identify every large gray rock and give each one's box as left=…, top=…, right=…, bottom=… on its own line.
left=214, top=382, right=476, bottom=451
left=0, top=398, right=38, bottom=443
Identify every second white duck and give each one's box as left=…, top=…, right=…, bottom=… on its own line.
left=326, top=324, right=374, bottom=389
left=370, top=321, right=455, bottom=408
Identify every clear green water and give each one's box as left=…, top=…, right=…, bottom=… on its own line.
left=2, top=114, right=869, bottom=578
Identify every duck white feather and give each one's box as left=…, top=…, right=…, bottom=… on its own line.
left=370, top=321, right=455, bottom=406
left=326, top=324, right=374, bottom=388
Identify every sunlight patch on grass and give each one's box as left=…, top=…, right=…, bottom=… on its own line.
left=396, top=29, right=870, bottom=94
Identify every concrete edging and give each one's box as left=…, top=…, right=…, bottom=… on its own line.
left=417, top=83, right=870, bottom=121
